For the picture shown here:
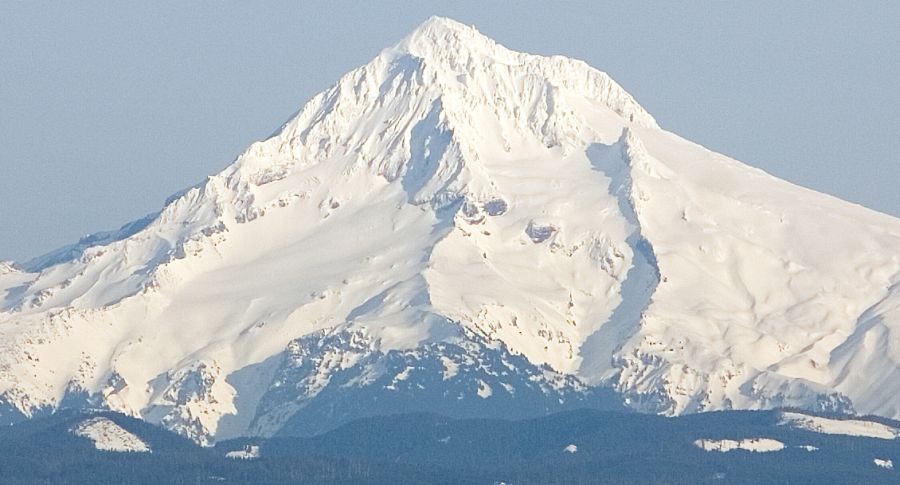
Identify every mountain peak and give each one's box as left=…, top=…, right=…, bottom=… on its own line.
left=388, top=17, right=657, bottom=131
left=396, top=17, right=494, bottom=57
left=407, top=16, right=475, bottom=39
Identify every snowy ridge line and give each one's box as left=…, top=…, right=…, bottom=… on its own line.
left=0, top=261, right=22, bottom=275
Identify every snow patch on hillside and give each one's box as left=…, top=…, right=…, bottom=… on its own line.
left=694, top=438, right=784, bottom=453
left=71, top=417, right=150, bottom=453
left=226, top=445, right=260, bottom=460
left=779, top=412, right=900, bottom=440
left=477, top=379, right=493, bottom=398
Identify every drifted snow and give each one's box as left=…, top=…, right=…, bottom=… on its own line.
left=1, top=17, right=899, bottom=444
left=694, top=438, right=785, bottom=453
left=71, top=417, right=151, bottom=453
left=779, top=412, right=900, bottom=440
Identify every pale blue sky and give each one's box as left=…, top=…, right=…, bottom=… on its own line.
left=1, top=1, right=898, bottom=262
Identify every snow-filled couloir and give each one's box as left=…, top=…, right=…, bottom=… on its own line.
left=1, top=17, right=899, bottom=444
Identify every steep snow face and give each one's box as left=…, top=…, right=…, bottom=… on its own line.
left=71, top=417, right=151, bottom=452
left=1, top=17, right=900, bottom=444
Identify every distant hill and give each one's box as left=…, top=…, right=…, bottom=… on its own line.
left=0, top=408, right=897, bottom=484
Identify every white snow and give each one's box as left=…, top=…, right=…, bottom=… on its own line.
left=440, top=356, right=459, bottom=380
left=694, top=438, right=785, bottom=453
left=71, top=417, right=151, bottom=453
left=874, top=458, right=894, bottom=470
left=0, top=261, right=20, bottom=275
left=476, top=379, right=493, bottom=398
left=226, top=445, right=260, bottom=460
left=386, top=366, right=414, bottom=390
left=564, top=444, right=578, bottom=453
left=1, top=16, right=900, bottom=444
left=779, top=412, right=900, bottom=440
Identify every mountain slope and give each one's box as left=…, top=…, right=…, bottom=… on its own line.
left=1, top=17, right=899, bottom=444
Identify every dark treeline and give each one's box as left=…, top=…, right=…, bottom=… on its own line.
left=0, top=409, right=897, bottom=484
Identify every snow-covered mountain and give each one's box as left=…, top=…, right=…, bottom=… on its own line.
left=1, top=17, right=899, bottom=445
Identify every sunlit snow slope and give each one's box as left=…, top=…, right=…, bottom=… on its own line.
left=71, top=417, right=151, bottom=453
left=1, top=17, right=899, bottom=444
